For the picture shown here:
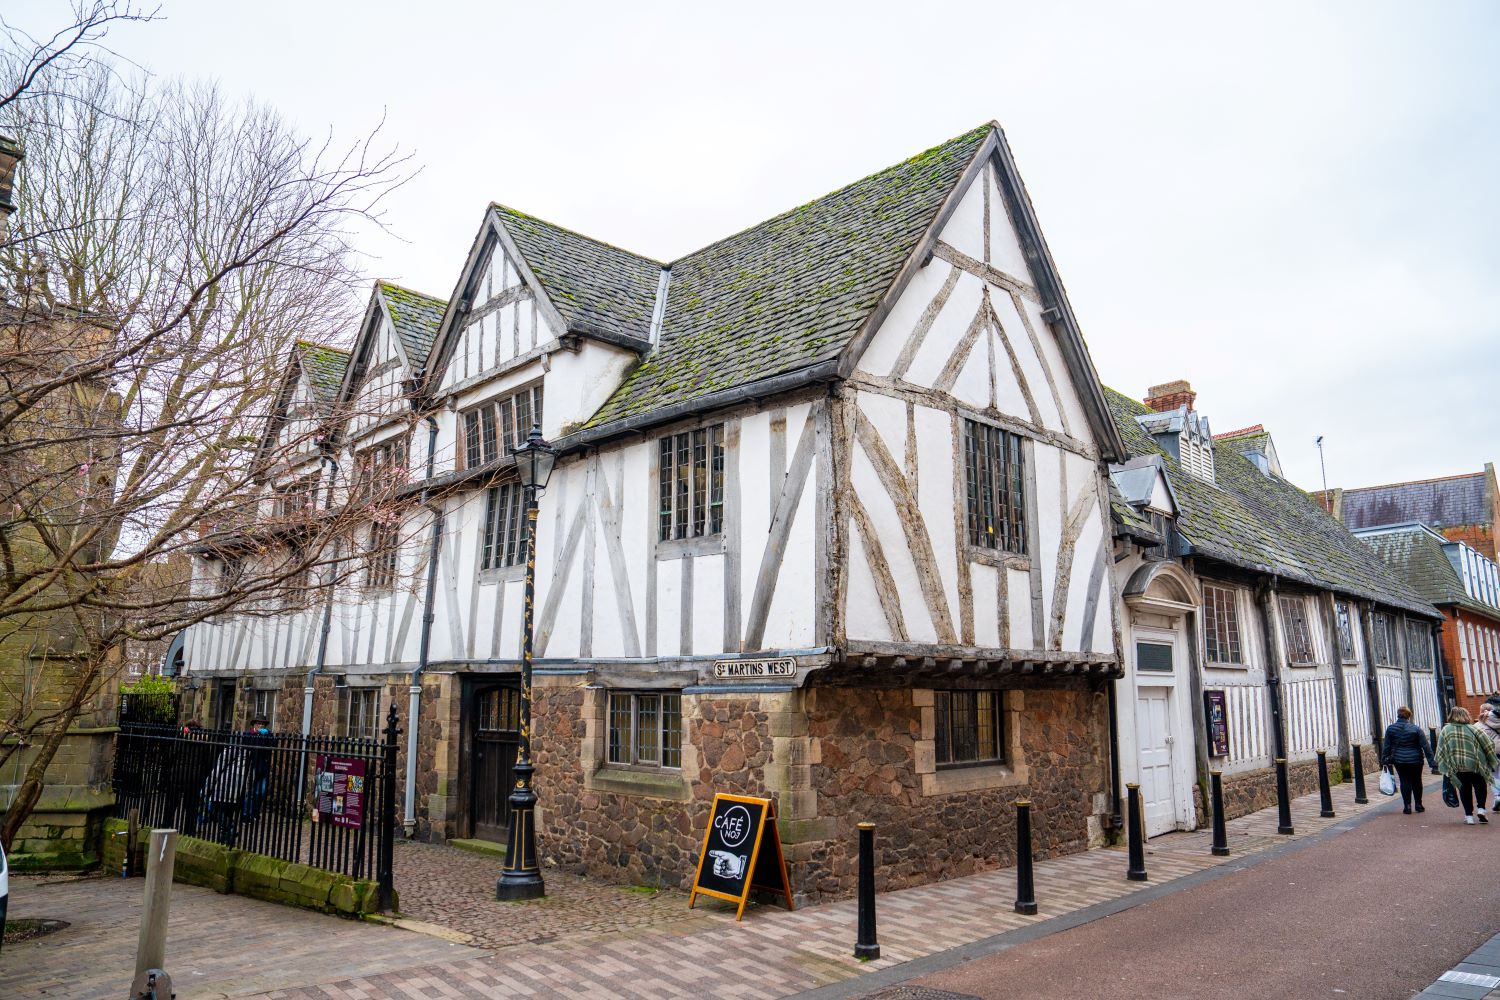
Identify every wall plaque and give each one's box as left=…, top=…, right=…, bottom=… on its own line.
left=712, top=657, right=796, bottom=680
left=1204, top=690, right=1230, bottom=757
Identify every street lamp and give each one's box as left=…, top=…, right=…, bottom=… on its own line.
left=497, top=423, right=556, bottom=902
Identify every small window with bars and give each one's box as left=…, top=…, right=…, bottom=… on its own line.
left=481, top=483, right=526, bottom=570
left=252, top=689, right=277, bottom=729
left=337, top=688, right=379, bottom=740
left=935, top=690, right=1005, bottom=766
left=477, top=687, right=521, bottom=732
left=1279, top=596, right=1317, bottom=664
left=606, top=691, right=682, bottom=769
left=366, top=519, right=401, bottom=589
left=1335, top=602, right=1357, bottom=662
left=355, top=437, right=408, bottom=502
left=657, top=426, right=724, bottom=542
left=1202, top=584, right=1243, bottom=664
left=460, top=383, right=544, bottom=470
left=1404, top=620, right=1432, bottom=670
left=962, top=419, right=1027, bottom=554
left=1371, top=612, right=1395, bottom=665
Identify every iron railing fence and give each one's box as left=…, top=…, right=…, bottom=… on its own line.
left=112, top=706, right=399, bottom=908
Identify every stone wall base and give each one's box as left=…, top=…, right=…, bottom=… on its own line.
left=1219, top=760, right=1329, bottom=822
left=0, top=783, right=115, bottom=871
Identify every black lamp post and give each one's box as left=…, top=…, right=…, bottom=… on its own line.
left=497, top=423, right=556, bottom=902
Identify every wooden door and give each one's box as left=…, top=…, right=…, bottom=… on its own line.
left=469, top=684, right=521, bottom=843
left=1135, top=686, right=1178, bottom=838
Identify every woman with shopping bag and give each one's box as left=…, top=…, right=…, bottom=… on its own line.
left=1382, top=706, right=1436, bottom=814
left=1434, top=706, right=1499, bottom=825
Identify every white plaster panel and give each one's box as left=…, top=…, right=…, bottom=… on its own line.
left=985, top=167, right=1034, bottom=285
left=903, top=272, right=985, bottom=390
left=760, top=466, right=818, bottom=650
left=692, top=553, right=726, bottom=655
left=940, top=167, right=986, bottom=263
left=855, top=259, right=956, bottom=378
left=656, top=557, right=682, bottom=658
left=971, top=563, right=1000, bottom=648
left=845, top=521, right=895, bottom=643
left=1007, top=568, right=1033, bottom=649
left=849, top=441, right=936, bottom=645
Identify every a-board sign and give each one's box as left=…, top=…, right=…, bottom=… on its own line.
left=688, top=793, right=795, bottom=920
left=312, top=755, right=366, bottom=828
left=1204, top=690, right=1230, bottom=757
left=712, top=657, right=796, bottom=679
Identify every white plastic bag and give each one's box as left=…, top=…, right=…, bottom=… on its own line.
left=1378, top=767, right=1397, bottom=797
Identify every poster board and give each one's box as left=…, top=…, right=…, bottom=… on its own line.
left=1204, top=690, right=1230, bottom=757
left=688, top=793, right=795, bottom=921
left=312, top=754, right=366, bottom=828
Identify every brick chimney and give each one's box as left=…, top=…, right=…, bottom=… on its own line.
left=1145, top=379, right=1196, bottom=413
left=0, top=135, right=20, bottom=242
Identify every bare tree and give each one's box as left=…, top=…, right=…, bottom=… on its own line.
left=1, top=2, right=159, bottom=115
left=0, top=43, right=416, bottom=846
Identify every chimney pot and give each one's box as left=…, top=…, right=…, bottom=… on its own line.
left=1145, top=379, right=1196, bottom=413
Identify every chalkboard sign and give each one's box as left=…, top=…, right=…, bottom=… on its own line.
left=688, top=794, right=795, bottom=920
left=1204, top=690, right=1230, bottom=757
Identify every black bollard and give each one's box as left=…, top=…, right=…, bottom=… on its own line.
left=1352, top=745, right=1368, bottom=804
left=1210, top=771, right=1229, bottom=857
left=1316, top=750, right=1336, bottom=818
left=1125, top=783, right=1148, bottom=882
left=1014, top=800, right=1038, bottom=915
left=1275, top=758, right=1295, bottom=834
left=854, top=821, right=880, bottom=960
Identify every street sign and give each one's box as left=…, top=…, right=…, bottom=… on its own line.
left=688, top=793, right=795, bottom=920
left=711, top=658, right=796, bottom=679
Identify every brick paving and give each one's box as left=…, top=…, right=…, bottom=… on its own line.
left=4, top=781, right=1395, bottom=999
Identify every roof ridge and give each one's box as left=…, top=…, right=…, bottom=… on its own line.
left=489, top=203, right=664, bottom=268
left=294, top=339, right=351, bottom=356
left=376, top=279, right=446, bottom=303
left=1214, top=423, right=1265, bottom=440
left=1342, top=471, right=1485, bottom=493
left=668, top=123, right=995, bottom=267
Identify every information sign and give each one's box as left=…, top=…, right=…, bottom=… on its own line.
left=688, top=793, right=795, bottom=920
left=313, top=755, right=366, bottom=828
left=1204, top=690, right=1230, bottom=757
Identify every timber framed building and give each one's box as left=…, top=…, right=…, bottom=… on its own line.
left=1107, top=382, right=1444, bottom=835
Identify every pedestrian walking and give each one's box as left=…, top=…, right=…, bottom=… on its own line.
left=1477, top=704, right=1500, bottom=804
left=1434, top=706, right=1499, bottom=825
left=1382, top=706, right=1436, bottom=814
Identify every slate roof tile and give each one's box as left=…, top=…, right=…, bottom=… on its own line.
left=296, top=341, right=351, bottom=409
left=1106, top=388, right=1437, bottom=617
left=493, top=205, right=662, bottom=346
left=583, top=123, right=992, bottom=428
left=1359, top=527, right=1500, bottom=619
left=1342, top=474, right=1491, bottom=532
left=377, top=281, right=445, bottom=370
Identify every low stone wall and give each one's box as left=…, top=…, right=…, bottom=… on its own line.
left=1, top=726, right=117, bottom=872
left=99, top=817, right=390, bottom=916
left=1219, top=759, right=1329, bottom=822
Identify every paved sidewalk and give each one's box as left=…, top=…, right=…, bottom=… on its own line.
left=1415, top=932, right=1500, bottom=1000
left=257, top=779, right=1391, bottom=999
left=2, top=779, right=1401, bottom=999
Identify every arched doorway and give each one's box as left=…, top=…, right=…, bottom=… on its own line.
left=1122, top=562, right=1200, bottom=837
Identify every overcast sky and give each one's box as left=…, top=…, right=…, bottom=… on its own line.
left=15, top=0, right=1498, bottom=493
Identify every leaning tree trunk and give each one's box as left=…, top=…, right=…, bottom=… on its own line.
left=0, top=651, right=102, bottom=851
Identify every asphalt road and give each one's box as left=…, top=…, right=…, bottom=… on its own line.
left=910, top=804, right=1498, bottom=1000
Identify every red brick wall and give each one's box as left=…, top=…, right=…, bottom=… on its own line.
left=1445, top=608, right=1500, bottom=715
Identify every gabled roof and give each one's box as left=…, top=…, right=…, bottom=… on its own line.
left=1356, top=525, right=1500, bottom=620
left=1106, top=388, right=1438, bottom=617
left=491, top=205, right=662, bottom=347
left=295, top=341, right=351, bottom=408
left=585, top=123, right=992, bottom=428
left=376, top=281, right=444, bottom=370
left=1341, top=472, right=1491, bottom=532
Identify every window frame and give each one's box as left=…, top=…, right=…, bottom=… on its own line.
left=962, top=418, right=1028, bottom=556
left=1404, top=619, right=1433, bottom=671
left=336, top=688, right=380, bottom=741
left=1371, top=612, right=1396, bottom=666
left=251, top=689, right=277, bottom=729
left=459, top=382, right=544, bottom=471
left=656, top=425, right=725, bottom=544
left=1335, top=601, right=1358, bottom=662
left=1278, top=595, right=1317, bottom=666
left=480, top=481, right=527, bottom=573
left=934, top=689, right=1005, bottom=769
left=365, top=517, right=401, bottom=591
left=354, top=436, right=408, bottom=502
left=1201, top=583, right=1244, bottom=666
left=605, top=691, right=682, bottom=771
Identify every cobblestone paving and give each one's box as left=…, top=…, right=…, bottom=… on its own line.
left=392, top=841, right=714, bottom=949
left=3, top=781, right=1394, bottom=1000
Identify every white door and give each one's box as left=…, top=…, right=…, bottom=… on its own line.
left=1135, top=686, right=1178, bottom=837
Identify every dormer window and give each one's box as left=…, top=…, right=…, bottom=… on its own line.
left=461, top=383, right=544, bottom=470
left=1134, top=406, right=1215, bottom=485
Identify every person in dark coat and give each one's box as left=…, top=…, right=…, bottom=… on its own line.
left=1382, top=706, right=1436, bottom=814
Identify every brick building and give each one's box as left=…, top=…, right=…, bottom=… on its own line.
left=1356, top=524, right=1500, bottom=716
left=1323, top=466, right=1500, bottom=561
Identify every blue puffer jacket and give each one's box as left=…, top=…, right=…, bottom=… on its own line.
left=1382, top=718, right=1435, bottom=767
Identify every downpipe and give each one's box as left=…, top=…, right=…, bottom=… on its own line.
left=405, top=415, right=443, bottom=838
